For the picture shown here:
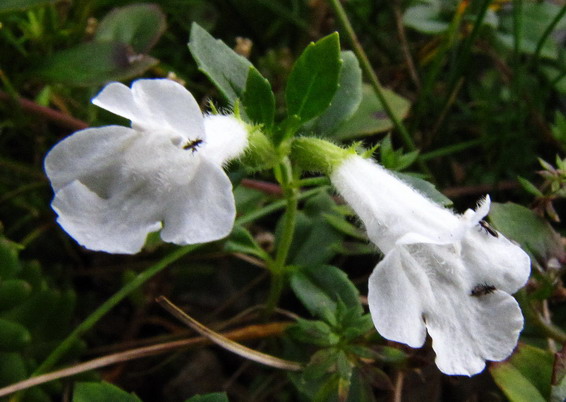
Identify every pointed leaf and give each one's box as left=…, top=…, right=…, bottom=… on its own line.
left=189, top=23, right=253, bottom=102
left=290, top=264, right=362, bottom=320
left=333, top=84, right=411, bottom=139
left=95, top=4, right=166, bottom=53
left=285, top=33, right=342, bottom=124
left=491, top=344, right=553, bottom=402
left=243, top=66, right=275, bottom=129
left=309, top=51, right=362, bottom=135
left=37, top=42, right=158, bottom=86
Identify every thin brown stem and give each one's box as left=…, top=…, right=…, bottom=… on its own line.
left=0, top=91, right=88, bottom=131
left=0, top=321, right=292, bottom=398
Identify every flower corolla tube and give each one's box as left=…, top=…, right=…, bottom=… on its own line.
left=330, top=155, right=531, bottom=376
left=44, top=79, right=248, bottom=254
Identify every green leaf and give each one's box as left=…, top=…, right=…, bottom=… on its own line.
left=95, top=3, right=166, bottom=53
left=0, top=236, right=22, bottom=279
left=403, top=4, right=449, bottom=34
left=308, top=51, right=362, bottom=136
left=0, top=0, right=54, bottom=13
left=392, top=172, right=453, bottom=207
left=224, top=226, right=271, bottom=262
left=0, top=279, right=31, bottom=311
left=491, top=344, right=553, bottom=402
left=0, top=352, right=27, bottom=387
left=73, top=382, right=142, bottom=402
left=285, top=33, right=342, bottom=124
left=517, top=176, right=544, bottom=197
left=322, top=213, right=367, bottom=241
left=333, top=84, right=411, bottom=140
left=0, top=318, right=31, bottom=351
left=188, top=23, right=253, bottom=102
left=290, top=264, right=362, bottom=321
left=303, top=349, right=338, bottom=380
left=37, top=41, right=158, bottom=87
left=185, top=392, right=230, bottom=402
left=489, top=202, right=565, bottom=264
left=287, top=319, right=340, bottom=347
left=243, top=66, right=275, bottom=129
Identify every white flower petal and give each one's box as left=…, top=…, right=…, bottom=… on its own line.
left=464, top=195, right=491, bottom=226
left=461, top=229, right=531, bottom=294
left=52, top=181, right=162, bottom=254
left=368, top=248, right=428, bottom=348
left=332, top=155, right=531, bottom=376
left=44, top=126, right=138, bottom=192
left=201, top=115, right=249, bottom=166
left=92, top=82, right=146, bottom=125
left=427, top=290, right=523, bottom=376
left=331, top=156, right=461, bottom=252
left=369, top=241, right=526, bottom=376
left=131, top=79, right=205, bottom=139
left=45, top=79, right=248, bottom=254
left=160, top=158, right=235, bottom=244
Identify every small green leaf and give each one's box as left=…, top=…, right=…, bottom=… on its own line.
left=243, top=66, right=275, bottom=130
left=490, top=202, right=565, bottom=264
left=225, top=226, right=271, bottom=262
left=287, top=319, right=340, bottom=347
left=73, top=382, right=142, bottom=402
left=333, top=84, right=411, bottom=140
left=290, top=264, right=362, bottom=320
left=403, top=4, right=449, bottom=34
left=0, top=0, right=54, bottom=13
left=309, top=51, right=363, bottom=136
left=95, top=3, right=166, bottom=53
left=0, top=318, right=31, bottom=351
left=0, top=279, right=31, bottom=311
left=322, top=213, right=367, bottom=241
left=185, top=392, right=230, bottom=402
left=491, top=344, right=553, bottom=402
left=0, top=236, right=22, bottom=279
left=303, top=349, right=339, bottom=380
left=188, top=23, right=253, bottom=102
left=38, top=41, right=158, bottom=87
left=517, top=176, right=544, bottom=197
left=285, top=33, right=342, bottom=124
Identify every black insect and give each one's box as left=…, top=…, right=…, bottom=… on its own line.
left=478, top=220, right=499, bottom=238
left=470, top=283, right=497, bottom=297
left=183, top=138, right=204, bottom=153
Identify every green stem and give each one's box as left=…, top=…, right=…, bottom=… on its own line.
left=327, top=0, right=416, bottom=153
left=265, top=159, right=299, bottom=314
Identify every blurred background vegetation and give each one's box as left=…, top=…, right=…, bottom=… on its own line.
left=0, top=0, right=565, bottom=401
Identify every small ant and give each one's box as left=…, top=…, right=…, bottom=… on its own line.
left=478, top=220, right=498, bottom=238
left=183, top=138, right=204, bottom=153
left=470, top=283, right=497, bottom=297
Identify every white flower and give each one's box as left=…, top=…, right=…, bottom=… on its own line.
left=330, top=155, right=531, bottom=376
left=44, top=79, right=248, bottom=254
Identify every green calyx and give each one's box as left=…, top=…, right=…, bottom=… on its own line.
left=291, top=137, right=354, bottom=175
left=241, top=124, right=278, bottom=171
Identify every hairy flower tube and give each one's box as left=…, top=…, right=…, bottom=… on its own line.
left=44, top=79, right=248, bottom=254
left=330, top=155, right=531, bottom=376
